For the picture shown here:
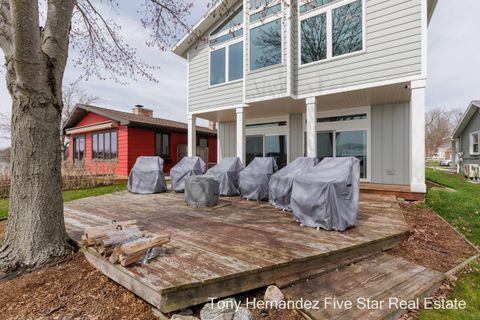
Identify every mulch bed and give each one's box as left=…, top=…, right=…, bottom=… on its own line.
left=0, top=203, right=477, bottom=320
left=388, top=203, right=478, bottom=273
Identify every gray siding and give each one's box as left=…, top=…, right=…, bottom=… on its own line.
left=460, top=109, right=480, bottom=164
left=296, top=0, right=423, bottom=96
left=371, top=102, right=410, bottom=185
left=188, top=41, right=244, bottom=112
left=289, top=113, right=303, bottom=160
left=218, top=122, right=237, bottom=160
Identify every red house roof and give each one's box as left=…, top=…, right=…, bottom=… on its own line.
left=63, top=104, right=217, bottom=135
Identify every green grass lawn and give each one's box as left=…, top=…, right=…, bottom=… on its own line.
left=0, top=183, right=127, bottom=220
left=419, top=169, right=480, bottom=319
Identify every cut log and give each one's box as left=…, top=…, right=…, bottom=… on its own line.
left=82, top=220, right=139, bottom=246
left=117, top=234, right=171, bottom=267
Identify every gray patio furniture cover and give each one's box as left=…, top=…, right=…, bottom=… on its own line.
left=127, top=156, right=167, bottom=194
left=205, top=157, right=244, bottom=196
left=184, top=175, right=219, bottom=208
left=291, top=157, right=360, bottom=231
left=269, top=157, right=318, bottom=210
left=170, top=156, right=207, bottom=192
left=239, top=157, right=278, bottom=201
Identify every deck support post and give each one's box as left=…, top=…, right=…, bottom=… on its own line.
left=306, top=97, right=317, bottom=158
left=236, top=106, right=246, bottom=164
left=410, top=80, right=427, bottom=193
left=187, top=114, right=196, bottom=157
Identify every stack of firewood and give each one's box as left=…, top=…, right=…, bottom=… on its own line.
left=81, top=220, right=170, bottom=267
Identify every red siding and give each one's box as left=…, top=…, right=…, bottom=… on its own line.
left=127, top=127, right=155, bottom=174
left=66, top=111, right=217, bottom=177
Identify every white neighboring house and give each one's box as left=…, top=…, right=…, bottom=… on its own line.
left=173, top=0, right=438, bottom=194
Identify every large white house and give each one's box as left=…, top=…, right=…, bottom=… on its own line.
left=173, top=0, right=438, bottom=194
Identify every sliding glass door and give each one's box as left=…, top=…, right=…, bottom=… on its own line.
left=335, top=130, right=367, bottom=179
left=246, top=134, right=287, bottom=169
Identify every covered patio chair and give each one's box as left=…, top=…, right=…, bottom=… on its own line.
left=127, top=156, right=167, bottom=194
left=269, top=157, right=318, bottom=210
left=205, top=157, right=244, bottom=196
left=239, top=157, right=278, bottom=201
left=290, top=157, right=360, bottom=231
left=170, top=156, right=206, bottom=192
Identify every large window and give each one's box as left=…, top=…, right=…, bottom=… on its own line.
left=250, top=18, right=282, bottom=71
left=155, top=132, right=170, bottom=159
left=209, top=6, right=244, bottom=86
left=246, top=134, right=287, bottom=169
left=300, top=0, right=363, bottom=65
left=73, top=135, right=85, bottom=162
left=471, top=131, right=479, bottom=155
left=92, top=130, right=117, bottom=160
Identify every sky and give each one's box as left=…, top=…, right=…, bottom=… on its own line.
left=0, top=0, right=479, bottom=148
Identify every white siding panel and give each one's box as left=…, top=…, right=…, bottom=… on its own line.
left=218, top=122, right=237, bottom=160
left=296, top=0, right=422, bottom=96
left=289, top=113, right=304, bottom=160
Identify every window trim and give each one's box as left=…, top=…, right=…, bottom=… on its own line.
left=470, top=131, right=480, bottom=155
left=91, top=130, right=118, bottom=160
left=155, top=132, right=171, bottom=159
left=72, top=134, right=86, bottom=162
left=298, top=0, right=366, bottom=68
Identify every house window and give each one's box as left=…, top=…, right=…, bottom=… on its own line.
left=300, top=0, right=364, bottom=65
left=155, top=132, right=170, bottom=159
left=92, top=130, right=117, bottom=160
left=471, top=131, right=479, bottom=154
left=73, top=135, right=85, bottom=162
left=250, top=18, right=282, bottom=71
left=209, top=6, right=244, bottom=86
left=199, top=137, right=209, bottom=148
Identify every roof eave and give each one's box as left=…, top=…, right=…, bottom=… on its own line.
left=172, top=0, right=239, bottom=58
left=427, top=0, right=438, bottom=25
left=452, top=101, right=480, bottom=138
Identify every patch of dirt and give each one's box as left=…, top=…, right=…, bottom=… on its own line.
left=0, top=219, right=6, bottom=241
left=0, top=251, right=156, bottom=320
left=389, top=203, right=478, bottom=273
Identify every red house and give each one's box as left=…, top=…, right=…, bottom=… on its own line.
left=63, top=104, right=217, bottom=177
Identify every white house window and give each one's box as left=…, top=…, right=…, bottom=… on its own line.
left=209, top=6, right=244, bottom=86
left=471, top=131, right=479, bottom=154
left=249, top=0, right=282, bottom=71
left=300, top=0, right=364, bottom=65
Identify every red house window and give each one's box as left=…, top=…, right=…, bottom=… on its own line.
left=73, top=135, right=85, bottom=162
left=92, top=130, right=118, bottom=160
left=155, top=132, right=170, bottom=160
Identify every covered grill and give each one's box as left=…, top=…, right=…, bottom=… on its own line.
left=127, top=156, right=167, bottom=194
left=170, top=156, right=207, bottom=192
left=290, top=157, right=360, bottom=231
left=205, top=157, right=244, bottom=196
left=269, top=157, right=318, bottom=210
left=184, top=176, right=219, bottom=208
left=239, top=157, right=278, bottom=201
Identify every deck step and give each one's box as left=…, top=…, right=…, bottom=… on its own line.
left=283, top=254, right=445, bottom=320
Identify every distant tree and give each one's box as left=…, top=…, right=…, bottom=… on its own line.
left=0, top=0, right=195, bottom=271
left=425, top=107, right=458, bottom=157
left=0, top=112, right=10, bottom=140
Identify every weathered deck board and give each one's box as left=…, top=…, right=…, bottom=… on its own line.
left=284, top=254, right=445, bottom=320
left=64, top=191, right=410, bottom=312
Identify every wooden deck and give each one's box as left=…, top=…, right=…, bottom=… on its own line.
left=360, top=183, right=425, bottom=201
left=64, top=191, right=410, bottom=313
left=284, top=254, right=445, bottom=320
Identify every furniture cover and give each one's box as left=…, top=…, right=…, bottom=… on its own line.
left=205, top=157, right=244, bottom=196
left=184, top=175, right=219, bottom=208
left=269, top=157, right=318, bottom=210
left=170, top=156, right=207, bottom=192
left=127, top=156, right=167, bottom=194
left=238, top=157, right=278, bottom=201
left=290, top=157, right=360, bottom=231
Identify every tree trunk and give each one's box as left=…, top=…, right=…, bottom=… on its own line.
left=0, top=87, right=68, bottom=270
left=0, top=0, right=76, bottom=271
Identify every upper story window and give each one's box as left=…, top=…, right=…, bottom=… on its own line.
left=92, top=130, right=118, bottom=160
left=249, top=0, right=283, bottom=71
left=470, top=131, right=479, bottom=155
left=300, top=0, right=364, bottom=65
left=209, top=6, right=244, bottom=86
